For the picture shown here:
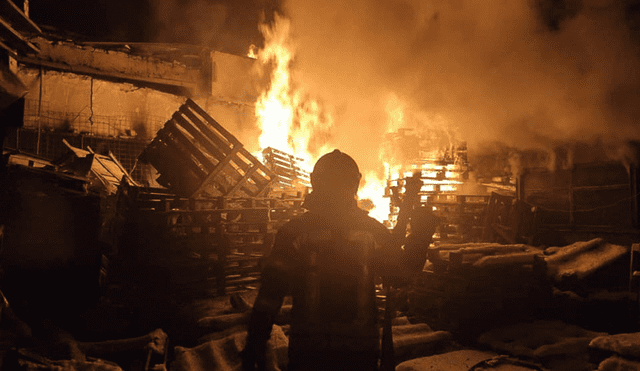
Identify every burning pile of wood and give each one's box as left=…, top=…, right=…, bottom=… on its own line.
left=261, top=146, right=310, bottom=198
left=382, top=130, right=487, bottom=242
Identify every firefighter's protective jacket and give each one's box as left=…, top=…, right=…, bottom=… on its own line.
left=243, top=193, right=412, bottom=371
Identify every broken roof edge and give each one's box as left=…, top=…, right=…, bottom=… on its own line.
left=15, top=35, right=207, bottom=94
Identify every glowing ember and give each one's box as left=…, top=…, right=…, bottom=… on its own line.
left=246, top=44, right=258, bottom=59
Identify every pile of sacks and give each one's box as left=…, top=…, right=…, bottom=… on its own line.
left=169, top=293, right=456, bottom=371
left=589, top=332, right=640, bottom=370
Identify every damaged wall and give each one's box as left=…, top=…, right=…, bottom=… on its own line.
left=11, top=44, right=263, bottom=145
left=19, top=36, right=205, bottom=92
left=210, top=51, right=259, bottom=102
left=16, top=67, right=184, bottom=139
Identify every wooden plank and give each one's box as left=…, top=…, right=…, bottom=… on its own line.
left=141, top=99, right=274, bottom=199
left=228, top=157, right=274, bottom=196
left=92, top=154, right=123, bottom=182
left=248, top=168, right=272, bottom=191
left=185, top=98, right=241, bottom=146
left=191, top=146, right=241, bottom=197
left=250, top=175, right=274, bottom=197
left=269, top=160, right=310, bottom=178
left=171, top=112, right=225, bottom=165
left=228, top=166, right=260, bottom=197
left=265, top=152, right=309, bottom=171
left=0, top=40, right=17, bottom=57
left=491, top=223, right=516, bottom=244
left=241, top=149, right=273, bottom=182
left=107, top=151, right=137, bottom=185
left=219, top=164, right=245, bottom=189
left=151, top=138, right=207, bottom=183
left=267, top=156, right=297, bottom=169
left=180, top=107, right=234, bottom=157
left=232, top=149, right=257, bottom=174
left=165, top=120, right=216, bottom=173
left=253, top=174, right=272, bottom=191
left=0, top=16, right=39, bottom=53
left=0, top=0, right=41, bottom=34
left=272, top=167, right=299, bottom=180
left=266, top=153, right=305, bottom=167
left=263, top=147, right=305, bottom=162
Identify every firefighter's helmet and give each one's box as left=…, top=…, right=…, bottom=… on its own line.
left=311, top=150, right=361, bottom=195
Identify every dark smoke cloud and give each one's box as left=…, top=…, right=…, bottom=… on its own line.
left=149, top=0, right=280, bottom=54
left=281, top=0, right=640, bottom=171
left=30, top=0, right=281, bottom=54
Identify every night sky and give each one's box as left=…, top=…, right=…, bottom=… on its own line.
left=26, top=0, right=282, bottom=55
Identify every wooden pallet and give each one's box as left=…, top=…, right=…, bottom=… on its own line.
left=262, top=147, right=311, bottom=192
left=140, top=99, right=274, bottom=198
left=117, top=183, right=308, bottom=296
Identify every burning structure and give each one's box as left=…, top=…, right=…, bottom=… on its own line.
left=381, top=128, right=491, bottom=243
left=2, top=1, right=640, bottom=371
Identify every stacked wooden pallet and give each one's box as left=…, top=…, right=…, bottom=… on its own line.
left=262, top=147, right=311, bottom=198
left=115, top=102, right=312, bottom=298
left=430, top=194, right=490, bottom=243
left=116, top=184, right=305, bottom=296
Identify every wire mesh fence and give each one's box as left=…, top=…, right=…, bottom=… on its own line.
left=5, top=128, right=151, bottom=182
left=23, top=99, right=167, bottom=139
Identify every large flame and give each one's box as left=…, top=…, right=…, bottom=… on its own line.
left=254, top=15, right=391, bottom=222
left=357, top=94, right=409, bottom=223
left=254, top=14, right=332, bottom=170
left=359, top=93, right=467, bottom=224
left=358, top=169, right=389, bottom=223
left=253, top=16, right=465, bottom=224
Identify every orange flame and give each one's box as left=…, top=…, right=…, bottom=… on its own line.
left=254, top=14, right=332, bottom=170
left=253, top=17, right=465, bottom=224
left=246, top=44, right=258, bottom=59
left=357, top=94, right=409, bottom=222
left=359, top=94, right=466, bottom=224
left=359, top=167, right=391, bottom=222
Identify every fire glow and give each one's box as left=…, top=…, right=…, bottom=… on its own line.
left=252, top=15, right=391, bottom=221
left=254, top=15, right=331, bottom=171
left=252, top=16, right=465, bottom=224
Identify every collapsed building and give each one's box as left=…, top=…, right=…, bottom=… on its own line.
left=2, top=2, right=640, bottom=371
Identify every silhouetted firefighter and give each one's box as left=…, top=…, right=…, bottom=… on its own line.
left=242, top=150, right=424, bottom=371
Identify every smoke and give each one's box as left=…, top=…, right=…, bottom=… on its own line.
left=278, top=0, right=640, bottom=172
left=149, top=0, right=278, bottom=54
